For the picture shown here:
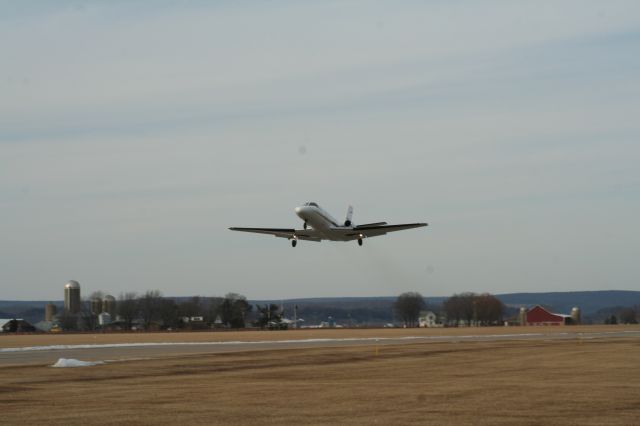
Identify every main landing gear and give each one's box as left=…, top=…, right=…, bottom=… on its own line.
left=291, top=239, right=297, bottom=247
left=357, top=238, right=363, bottom=246
left=303, top=221, right=307, bottom=230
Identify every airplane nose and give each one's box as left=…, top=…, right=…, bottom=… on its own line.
left=295, top=206, right=308, bottom=218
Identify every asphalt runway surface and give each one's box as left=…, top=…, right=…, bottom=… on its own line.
left=2, top=329, right=639, bottom=367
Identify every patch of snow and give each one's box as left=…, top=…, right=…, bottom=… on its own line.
left=51, top=358, right=104, bottom=368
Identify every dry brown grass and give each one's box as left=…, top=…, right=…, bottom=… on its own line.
left=1, top=331, right=639, bottom=425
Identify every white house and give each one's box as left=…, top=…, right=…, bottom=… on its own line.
left=418, top=311, right=438, bottom=328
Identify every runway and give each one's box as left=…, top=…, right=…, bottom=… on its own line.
left=2, top=329, right=639, bottom=366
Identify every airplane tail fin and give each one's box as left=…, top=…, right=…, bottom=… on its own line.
left=344, top=205, right=354, bottom=227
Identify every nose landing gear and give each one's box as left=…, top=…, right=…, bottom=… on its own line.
left=291, top=238, right=297, bottom=247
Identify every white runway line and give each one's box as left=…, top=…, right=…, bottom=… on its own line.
left=0, top=335, right=539, bottom=353
left=2, top=330, right=638, bottom=354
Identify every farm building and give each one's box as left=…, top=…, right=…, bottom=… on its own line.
left=519, top=305, right=580, bottom=326
left=0, top=319, right=36, bottom=333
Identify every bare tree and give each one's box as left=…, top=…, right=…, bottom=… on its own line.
left=618, top=307, right=638, bottom=324
left=221, top=293, right=251, bottom=328
left=88, top=290, right=104, bottom=300
left=459, top=293, right=476, bottom=326
left=178, top=296, right=204, bottom=319
left=118, top=292, right=138, bottom=330
left=444, top=293, right=502, bottom=326
left=394, top=292, right=426, bottom=327
left=158, top=298, right=179, bottom=329
left=138, top=290, right=163, bottom=330
left=206, top=297, right=224, bottom=324
left=443, top=295, right=463, bottom=326
left=443, top=293, right=475, bottom=326
left=79, top=300, right=99, bottom=331
left=474, top=293, right=504, bottom=325
left=254, top=304, right=282, bottom=329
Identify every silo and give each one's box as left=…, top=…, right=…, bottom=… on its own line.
left=571, top=307, right=581, bottom=325
left=519, top=307, right=527, bottom=326
left=45, top=303, right=57, bottom=321
left=102, top=295, right=116, bottom=317
left=98, top=312, right=112, bottom=326
left=64, top=280, right=81, bottom=314
left=91, top=297, right=102, bottom=315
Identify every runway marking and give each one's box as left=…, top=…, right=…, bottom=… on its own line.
left=2, top=330, right=638, bottom=353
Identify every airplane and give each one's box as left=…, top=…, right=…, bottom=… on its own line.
left=229, top=202, right=427, bottom=247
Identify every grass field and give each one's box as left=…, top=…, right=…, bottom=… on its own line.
left=1, top=327, right=639, bottom=425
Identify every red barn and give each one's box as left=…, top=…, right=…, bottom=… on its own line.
left=525, top=305, right=571, bottom=326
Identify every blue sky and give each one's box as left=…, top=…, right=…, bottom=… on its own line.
left=1, top=1, right=639, bottom=300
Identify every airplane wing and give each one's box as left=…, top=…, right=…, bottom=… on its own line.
left=228, top=227, right=322, bottom=242
left=343, top=222, right=428, bottom=239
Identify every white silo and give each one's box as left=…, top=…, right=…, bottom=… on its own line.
left=64, top=280, right=81, bottom=314
left=571, top=307, right=581, bottom=325
left=45, top=303, right=57, bottom=321
left=519, top=307, right=527, bottom=326
left=91, top=297, right=102, bottom=315
left=102, top=295, right=117, bottom=317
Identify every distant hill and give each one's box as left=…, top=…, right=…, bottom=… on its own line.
left=0, top=301, right=63, bottom=325
left=0, top=300, right=53, bottom=310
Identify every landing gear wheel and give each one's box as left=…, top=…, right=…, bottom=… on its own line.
left=357, top=238, right=363, bottom=246
left=303, top=222, right=307, bottom=230
left=292, top=239, right=297, bottom=247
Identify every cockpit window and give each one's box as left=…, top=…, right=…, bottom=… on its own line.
left=305, top=202, right=319, bottom=207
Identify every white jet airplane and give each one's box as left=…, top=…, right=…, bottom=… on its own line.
left=229, top=202, right=427, bottom=247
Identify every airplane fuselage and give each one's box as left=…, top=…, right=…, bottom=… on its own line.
left=229, top=201, right=427, bottom=247
left=294, top=203, right=350, bottom=241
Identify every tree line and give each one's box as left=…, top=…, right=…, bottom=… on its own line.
left=393, top=291, right=505, bottom=327
left=55, top=291, right=253, bottom=331
left=65, top=290, right=506, bottom=330
left=442, top=292, right=504, bottom=326
left=603, top=306, right=639, bottom=325
left=58, top=291, right=302, bottom=331
left=116, top=291, right=252, bottom=330
left=56, top=290, right=638, bottom=331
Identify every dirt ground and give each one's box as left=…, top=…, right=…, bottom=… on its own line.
left=1, top=328, right=639, bottom=425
